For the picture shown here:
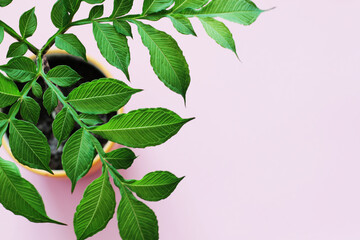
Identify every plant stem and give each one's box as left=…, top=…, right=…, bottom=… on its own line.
left=0, top=20, right=39, bottom=55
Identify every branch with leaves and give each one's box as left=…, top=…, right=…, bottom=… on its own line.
left=0, top=0, right=265, bottom=239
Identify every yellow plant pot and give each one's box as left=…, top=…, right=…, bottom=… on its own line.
left=1, top=49, right=121, bottom=178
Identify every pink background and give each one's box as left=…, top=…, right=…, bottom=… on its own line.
left=1, top=0, right=360, bottom=239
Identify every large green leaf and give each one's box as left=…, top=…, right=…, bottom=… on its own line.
left=0, top=157, right=64, bottom=224
left=117, top=185, right=158, bottom=240
left=63, top=0, right=81, bottom=14
left=90, top=108, right=193, bottom=148
left=0, top=73, right=20, bottom=108
left=55, top=34, right=87, bottom=61
left=134, top=21, right=190, bottom=100
left=20, top=96, right=40, bottom=124
left=74, top=170, right=116, bottom=240
left=51, top=0, right=71, bottom=28
left=113, top=20, right=133, bottom=38
left=111, top=0, right=134, bottom=17
left=172, top=0, right=208, bottom=12
left=53, top=107, right=75, bottom=147
left=0, top=0, right=12, bottom=7
left=88, top=5, right=104, bottom=19
left=43, top=87, right=58, bottom=115
left=47, top=65, right=82, bottom=87
left=9, top=119, right=52, bottom=173
left=79, top=113, right=103, bottom=126
left=62, top=128, right=95, bottom=192
left=184, top=0, right=263, bottom=25
left=0, top=57, right=37, bottom=82
left=6, top=42, right=28, bottom=58
left=93, top=22, right=130, bottom=79
left=142, top=0, right=173, bottom=15
left=19, top=7, right=37, bottom=38
left=105, top=148, right=136, bottom=169
left=125, top=171, right=183, bottom=201
left=169, top=15, right=196, bottom=36
left=67, top=78, right=141, bottom=114
left=0, top=26, right=4, bottom=44
left=199, top=17, right=237, bottom=55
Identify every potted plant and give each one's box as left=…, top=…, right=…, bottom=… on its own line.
left=0, top=0, right=265, bottom=239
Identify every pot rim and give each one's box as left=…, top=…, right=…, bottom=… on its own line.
left=1, top=49, right=121, bottom=178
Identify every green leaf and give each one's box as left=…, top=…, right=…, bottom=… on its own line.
left=105, top=148, right=136, bottom=169
left=8, top=101, right=20, bottom=117
left=134, top=21, right=190, bottom=100
left=142, top=0, right=173, bottom=15
left=79, top=113, right=103, bottom=126
left=67, top=78, right=141, bottom=114
left=113, top=20, right=133, bottom=38
left=47, top=65, right=82, bottom=87
left=0, top=73, right=20, bottom=108
left=55, top=34, right=87, bottom=61
left=20, top=96, right=40, bottom=124
left=31, top=82, right=43, bottom=98
left=62, top=128, right=95, bottom=192
left=43, top=87, right=58, bottom=115
left=169, top=15, right=196, bottom=36
left=53, top=107, right=75, bottom=147
left=51, top=0, right=71, bottom=29
left=93, top=22, right=130, bottom=79
left=117, top=186, right=158, bottom=240
left=0, top=158, right=64, bottom=224
left=89, top=5, right=104, bottom=19
left=185, top=0, right=263, bottom=26
left=0, top=0, right=12, bottom=7
left=74, top=170, right=116, bottom=240
left=0, top=121, right=8, bottom=146
left=9, top=119, right=52, bottom=173
left=90, top=108, right=193, bottom=148
left=111, top=0, right=134, bottom=17
left=63, top=0, right=81, bottom=14
left=0, top=57, right=37, bottom=82
left=125, top=171, right=183, bottom=201
left=6, top=42, right=28, bottom=58
left=83, top=0, right=104, bottom=3
left=0, top=26, right=4, bottom=44
left=172, top=0, right=208, bottom=12
left=199, top=17, right=237, bottom=55
left=19, top=7, right=37, bottom=38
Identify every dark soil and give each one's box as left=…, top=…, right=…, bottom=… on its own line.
left=3, top=54, right=116, bottom=170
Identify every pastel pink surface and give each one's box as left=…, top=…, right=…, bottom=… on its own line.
left=2, top=0, right=360, bottom=239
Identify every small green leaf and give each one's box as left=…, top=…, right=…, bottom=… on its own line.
left=8, top=101, right=20, bottom=117
left=134, top=21, right=190, bottom=100
left=169, top=15, right=196, bottom=36
left=79, top=113, right=103, bottom=126
left=105, top=148, right=136, bottom=169
left=113, top=20, right=132, bottom=38
left=20, top=96, right=40, bottom=124
left=111, top=0, right=134, bottom=17
left=83, top=0, right=104, bottom=3
left=0, top=26, right=4, bottom=44
left=31, top=82, right=43, bottom=98
left=0, top=57, right=37, bottom=82
left=0, top=0, right=12, bottom=7
left=55, top=34, right=87, bottom=61
left=0, top=73, right=20, bottom=108
left=172, top=0, right=208, bottom=13
left=89, top=5, right=104, bottom=19
left=142, top=0, right=173, bottom=15
left=199, top=17, right=237, bottom=56
left=117, top=186, right=159, bottom=240
left=93, top=22, right=130, bottom=79
left=74, top=170, right=116, bottom=240
left=43, top=87, right=58, bottom=115
left=53, top=107, right=75, bottom=147
left=62, top=128, right=95, bottom=192
left=9, top=119, right=52, bottom=173
left=90, top=108, right=193, bottom=148
left=125, top=171, right=183, bottom=201
left=67, top=78, right=141, bottom=114
left=7, top=42, right=28, bottom=58
left=0, top=157, right=64, bottom=224
left=63, top=0, right=81, bottom=14
left=47, top=65, right=82, bottom=87
left=51, top=0, right=71, bottom=29
left=19, top=7, right=37, bottom=38
left=0, top=121, right=8, bottom=146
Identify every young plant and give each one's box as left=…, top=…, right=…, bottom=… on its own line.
left=0, top=0, right=264, bottom=239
